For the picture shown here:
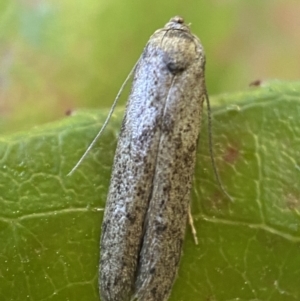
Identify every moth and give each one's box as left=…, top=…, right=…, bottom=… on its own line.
left=99, top=16, right=208, bottom=301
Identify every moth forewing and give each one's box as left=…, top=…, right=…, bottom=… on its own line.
left=100, top=16, right=206, bottom=301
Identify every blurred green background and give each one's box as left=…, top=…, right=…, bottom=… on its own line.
left=0, top=0, right=299, bottom=133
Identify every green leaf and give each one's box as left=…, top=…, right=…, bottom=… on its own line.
left=1, top=80, right=300, bottom=301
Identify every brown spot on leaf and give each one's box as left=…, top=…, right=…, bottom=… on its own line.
left=223, top=146, right=239, bottom=164
left=65, top=109, right=73, bottom=116
left=249, top=79, right=262, bottom=87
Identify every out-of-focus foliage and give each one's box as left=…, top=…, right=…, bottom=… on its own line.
left=0, top=1, right=300, bottom=133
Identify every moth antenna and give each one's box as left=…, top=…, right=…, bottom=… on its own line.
left=67, top=59, right=140, bottom=176
left=205, top=91, right=234, bottom=202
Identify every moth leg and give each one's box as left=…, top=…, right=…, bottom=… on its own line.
left=188, top=205, right=198, bottom=245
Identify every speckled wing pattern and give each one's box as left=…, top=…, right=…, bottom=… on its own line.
left=100, top=16, right=206, bottom=301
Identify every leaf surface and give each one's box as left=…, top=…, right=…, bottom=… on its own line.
left=0, top=81, right=300, bottom=301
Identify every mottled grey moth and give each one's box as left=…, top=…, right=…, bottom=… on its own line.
left=100, top=16, right=208, bottom=301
